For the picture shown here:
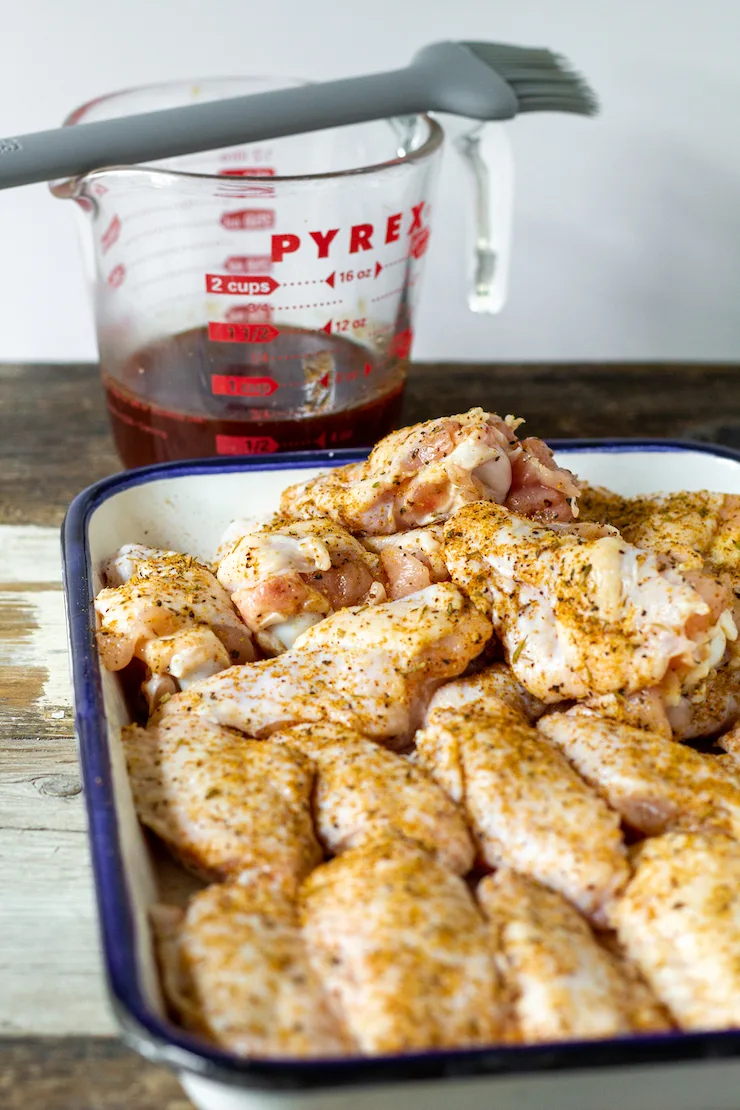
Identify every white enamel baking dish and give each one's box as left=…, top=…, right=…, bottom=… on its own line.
left=62, top=439, right=740, bottom=1110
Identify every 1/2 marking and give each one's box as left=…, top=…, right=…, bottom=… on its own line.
left=216, top=434, right=279, bottom=455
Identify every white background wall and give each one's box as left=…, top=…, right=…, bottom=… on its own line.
left=1, top=0, right=740, bottom=364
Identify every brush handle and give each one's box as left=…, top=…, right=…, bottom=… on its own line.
left=0, top=69, right=439, bottom=191
left=0, top=43, right=520, bottom=191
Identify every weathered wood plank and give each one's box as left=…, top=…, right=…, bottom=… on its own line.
left=0, top=1039, right=188, bottom=1110
left=2, top=361, right=740, bottom=525
left=0, top=828, right=114, bottom=1035
left=1, top=742, right=82, bottom=831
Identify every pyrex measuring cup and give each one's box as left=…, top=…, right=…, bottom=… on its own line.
left=52, top=78, right=511, bottom=467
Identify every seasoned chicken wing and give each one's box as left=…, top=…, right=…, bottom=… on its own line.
left=292, top=581, right=491, bottom=697
left=613, top=831, right=740, bottom=1030
left=152, top=874, right=351, bottom=1058
left=667, top=660, right=740, bottom=740
left=580, top=488, right=740, bottom=658
left=477, top=869, right=667, bottom=1043
left=416, top=702, right=628, bottom=922
left=540, top=712, right=740, bottom=838
left=361, top=524, right=449, bottom=600
left=424, top=662, right=548, bottom=725
left=300, top=836, right=502, bottom=1053
left=444, top=501, right=734, bottom=703
left=95, top=545, right=255, bottom=708
left=215, top=516, right=386, bottom=655
left=271, top=722, right=474, bottom=874
left=160, top=583, right=491, bottom=747
left=578, top=488, right=725, bottom=566
left=579, top=488, right=740, bottom=578
left=123, top=710, right=321, bottom=886
left=281, top=408, right=580, bottom=536
left=578, top=663, right=740, bottom=744
left=570, top=688, right=674, bottom=741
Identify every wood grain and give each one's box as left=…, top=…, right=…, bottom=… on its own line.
left=0, top=523, right=112, bottom=1040
left=1, top=361, right=739, bottom=525
left=0, top=1039, right=188, bottom=1110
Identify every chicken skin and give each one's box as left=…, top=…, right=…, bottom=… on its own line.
left=540, top=712, right=740, bottom=838
left=667, top=660, right=740, bottom=740
left=152, top=874, right=351, bottom=1058
left=477, top=869, right=668, bottom=1043
left=95, top=544, right=255, bottom=710
left=579, top=488, right=740, bottom=579
left=444, top=501, right=734, bottom=703
left=569, top=688, right=674, bottom=741
left=215, top=516, right=386, bottom=655
left=271, top=722, right=474, bottom=874
left=281, top=408, right=580, bottom=536
left=300, top=836, right=503, bottom=1054
left=361, top=524, right=449, bottom=600
left=159, top=583, right=491, bottom=747
left=613, top=831, right=740, bottom=1030
left=416, top=702, right=628, bottom=922
left=123, top=710, right=321, bottom=886
left=424, top=662, right=548, bottom=725
left=576, top=664, right=740, bottom=744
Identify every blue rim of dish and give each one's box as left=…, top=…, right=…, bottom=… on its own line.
left=61, top=438, right=740, bottom=1091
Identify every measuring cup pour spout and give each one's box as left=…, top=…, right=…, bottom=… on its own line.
left=51, top=77, right=513, bottom=467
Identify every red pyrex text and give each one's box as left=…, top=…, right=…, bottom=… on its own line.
left=271, top=203, right=427, bottom=262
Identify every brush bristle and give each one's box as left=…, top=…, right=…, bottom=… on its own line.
left=462, top=41, right=599, bottom=116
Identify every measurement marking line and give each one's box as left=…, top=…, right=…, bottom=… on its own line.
left=276, top=299, right=343, bottom=311
left=384, top=256, right=409, bottom=268
left=122, top=244, right=227, bottom=271
left=121, top=220, right=233, bottom=249
left=282, top=280, right=324, bottom=287
left=370, top=286, right=405, bottom=303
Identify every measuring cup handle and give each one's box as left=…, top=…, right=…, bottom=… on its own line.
left=454, top=122, right=514, bottom=315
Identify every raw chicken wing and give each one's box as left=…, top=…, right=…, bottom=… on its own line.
left=95, top=544, right=255, bottom=708
left=540, top=712, right=740, bottom=838
left=216, top=516, right=385, bottom=655
left=579, top=665, right=740, bottom=743
left=281, top=408, right=580, bottom=535
left=444, top=501, right=733, bottom=703
left=160, top=583, right=491, bottom=747
left=580, top=488, right=740, bottom=660
left=570, top=688, right=674, bottom=741
left=123, top=709, right=321, bottom=885
left=415, top=701, right=628, bottom=922
left=300, top=835, right=502, bottom=1053
left=613, top=831, right=740, bottom=1030
left=271, top=722, right=474, bottom=874
left=153, top=874, right=351, bottom=1057
left=424, top=662, right=548, bottom=725
left=477, top=869, right=667, bottom=1043
left=667, top=660, right=740, bottom=740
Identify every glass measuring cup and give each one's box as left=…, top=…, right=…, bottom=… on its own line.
left=52, top=78, right=510, bottom=467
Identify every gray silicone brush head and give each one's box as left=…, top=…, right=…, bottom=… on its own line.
left=413, top=41, right=599, bottom=119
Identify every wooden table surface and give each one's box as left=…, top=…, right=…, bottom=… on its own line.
left=1, top=359, right=739, bottom=1109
